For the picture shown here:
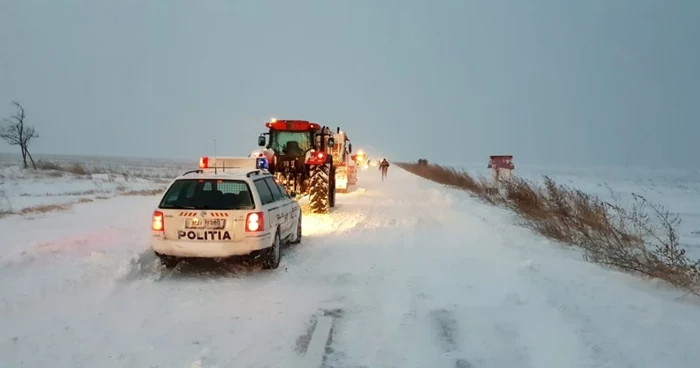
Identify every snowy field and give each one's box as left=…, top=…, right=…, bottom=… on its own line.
left=444, top=160, right=700, bottom=260
left=1, top=154, right=700, bottom=367
left=0, top=153, right=192, bottom=217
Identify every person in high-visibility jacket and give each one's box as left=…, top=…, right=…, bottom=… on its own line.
left=379, top=158, right=390, bottom=180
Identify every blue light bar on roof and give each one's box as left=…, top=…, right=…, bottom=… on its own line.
left=256, top=157, right=269, bottom=170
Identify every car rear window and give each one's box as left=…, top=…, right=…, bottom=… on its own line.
left=159, top=179, right=255, bottom=210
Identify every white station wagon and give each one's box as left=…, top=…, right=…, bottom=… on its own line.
left=151, top=156, right=302, bottom=269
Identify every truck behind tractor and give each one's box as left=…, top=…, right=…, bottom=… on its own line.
left=329, top=128, right=357, bottom=193
left=256, top=119, right=355, bottom=214
left=351, top=149, right=368, bottom=170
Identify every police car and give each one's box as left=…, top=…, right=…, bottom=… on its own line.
left=151, top=156, right=302, bottom=269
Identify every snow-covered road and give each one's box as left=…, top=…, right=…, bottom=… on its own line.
left=1, top=167, right=699, bottom=368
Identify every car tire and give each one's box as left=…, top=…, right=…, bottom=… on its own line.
left=262, top=231, right=281, bottom=270
left=290, top=211, right=302, bottom=244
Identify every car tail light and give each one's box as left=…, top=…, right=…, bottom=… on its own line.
left=246, top=212, right=264, bottom=232
left=199, top=156, right=209, bottom=169
left=152, top=211, right=164, bottom=231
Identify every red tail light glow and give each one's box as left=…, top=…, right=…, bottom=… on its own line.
left=199, top=156, right=209, bottom=169
left=152, top=211, right=164, bottom=231
left=246, top=212, right=264, bottom=232
left=306, top=151, right=327, bottom=165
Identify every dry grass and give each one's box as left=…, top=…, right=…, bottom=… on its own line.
left=34, top=160, right=62, bottom=171
left=17, top=203, right=72, bottom=216
left=119, top=188, right=164, bottom=196
left=36, top=160, right=90, bottom=175
left=397, top=161, right=700, bottom=297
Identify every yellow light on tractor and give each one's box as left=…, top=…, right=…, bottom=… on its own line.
left=270, top=118, right=277, bottom=123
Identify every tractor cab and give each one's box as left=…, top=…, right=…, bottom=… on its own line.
left=257, top=119, right=335, bottom=170
left=259, top=119, right=317, bottom=157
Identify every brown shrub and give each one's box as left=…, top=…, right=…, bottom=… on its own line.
left=36, top=160, right=62, bottom=171
left=396, top=161, right=700, bottom=296
left=35, top=160, right=90, bottom=175
left=67, top=162, right=89, bottom=175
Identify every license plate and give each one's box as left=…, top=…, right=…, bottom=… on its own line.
left=185, top=218, right=226, bottom=229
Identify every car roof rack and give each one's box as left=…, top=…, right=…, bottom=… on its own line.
left=182, top=169, right=204, bottom=176
left=246, top=169, right=271, bottom=178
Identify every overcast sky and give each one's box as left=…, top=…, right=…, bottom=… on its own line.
left=1, top=0, right=698, bottom=168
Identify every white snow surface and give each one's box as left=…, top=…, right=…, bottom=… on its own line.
left=1, top=157, right=700, bottom=367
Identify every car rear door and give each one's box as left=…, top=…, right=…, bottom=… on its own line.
left=252, top=178, right=280, bottom=235
left=264, top=177, right=292, bottom=237
left=272, top=178, right=298, bottom=236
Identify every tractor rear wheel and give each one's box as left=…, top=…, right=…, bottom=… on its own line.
left=309, top=164, right=331, bottom=214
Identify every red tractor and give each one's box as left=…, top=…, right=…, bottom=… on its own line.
left=256, top=119, right=353, bottom=214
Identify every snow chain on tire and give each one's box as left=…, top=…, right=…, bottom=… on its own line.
left=309, top=163, right=331, bottom=214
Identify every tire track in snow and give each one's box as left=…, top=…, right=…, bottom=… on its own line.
left=371, top=189, right=542, bottom=368
left=294, top=308, right=344, bottom=368
left=312, top=188, right=455, bottom=367
left=430, top=309, right=473, bottom=368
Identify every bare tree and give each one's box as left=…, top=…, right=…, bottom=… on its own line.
left=0, top=101, right=38, bottom=169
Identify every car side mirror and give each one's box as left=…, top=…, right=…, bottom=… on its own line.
left=258, top=135, right=266, bottom=147
left=348, top=143, right=352, bottom=153
left=290, top=191, right=297, bottom=198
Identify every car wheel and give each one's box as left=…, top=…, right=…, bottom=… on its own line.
left=291, top=211, right=302, bottom=244
left=262, top=231, right=281, bottom=269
